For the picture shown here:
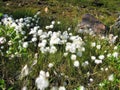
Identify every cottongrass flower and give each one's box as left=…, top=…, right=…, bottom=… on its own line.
left=108, top=74, right=114, bottom=81
left=112, top=52, right=118, bottom=58
left=98, top=55, right=105, bottom=60
left=99, top=83, right=105, bottom=87
left=71, top=54, right=77, bottom=60
left=57, top=21, right=61, bottom=24
left=0, top=37, right=6, bottom=44
left=31, top=37, right=37, bottom=42
left=100, top=68, right=104, bottom=71
left=96, top=45, right=101, bottom=49
left=35, top=70, right=49, bottom=90
left=49, top=46, right=57, bottom=54
left=89, top=78, right=93, bottom=82
left=59, top=86, right=66, bottom=90
left=91, top=56, right=96, bottom=60
left=68, top=27, right=71, bottom=31
left=22, top=86, right=27, bottom=90
left=91, top=42, right=96, bottom=47
left=114, top=46, right=118, bottom=50
left=79, top=86, right=85, bottom=90
left=107, top=53, right=111, bottom=57
left=22, top=42, right=28, bottom=48
left=45, top=26, right=50, bottom=29
left=51, top=21, right=55, bottom=25
left=82, top=61, right=89, bottom=67
left=73, top=60, right=80, bottom=67
left=49, top=24, right=54, bottom=29
left=94, top=59, right=102, bottom=64
left=63, top=52, right=68, bottom=57
left=108, top=34, right=118, bottom=44
left=105, top=67, right=108, bottom=71
left=48, top=63, right=54, bottom=68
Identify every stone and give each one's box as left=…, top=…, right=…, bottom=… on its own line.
left=76, top=14, right=108, bottom=35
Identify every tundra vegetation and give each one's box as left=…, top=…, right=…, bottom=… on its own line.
left=0, top=0, right=120, bottom=90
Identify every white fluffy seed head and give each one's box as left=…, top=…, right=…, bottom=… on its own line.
left=108, top=74, right=114, bottom=81
left=91, top=56, right=96, bottom=60
left=91, top=42, right=96, bottom=47
left=73, top=60, right=79, bottom=67
left=22, top=42, right=28, bottom=48
left=98, top=55, right=105, bottom=60
left=48, top=63, right=54, bottom=68
left=59, top=86, right=66, bottom=90
left=96, top=45, right=101, bottom=49
left=94, top=59, right=102, bottom=64
left=71, top=54, right=77, bottom=60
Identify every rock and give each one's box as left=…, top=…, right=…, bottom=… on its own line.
left=110, top=15, right=120, bottom=37
left=76, top=14, right=109, bottom=35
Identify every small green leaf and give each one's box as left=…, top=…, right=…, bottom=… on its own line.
left=0, top=13, right=3, bottom=17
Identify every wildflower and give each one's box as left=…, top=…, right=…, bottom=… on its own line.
left=68, top=27, right=71, bottom=31
left=100, top=68, right=104, bottom=71
left=49, top=24, right=54, bottom=29
left=108, top=34, right=118, bottom=44
left=105, top=67, right=108, bottom=71
left=82, top=61, right=89, bottom=67
left=32, top=37, right=37, bottom=42
left=51, top=21, right=55, bottom=25
left=22, top=42, right=28, bottom=48
left=108, top=74, right=114, bottom=81
left=48, top=63, right=54, bottom=68
left=45, top=26, right=50, bottom=29
left=79, top=86, right=85, bottom=90
left=46, top=72, right=50, bottom=77
left=96, top=45, right=101, bottom=49
left=59, top=86, right=66, bottom=90
left=57, top=21, right=61, bottom=24
left=89, top=78, right=93, bottom=82
left=98, top=55, right=105, bottom=60
left=19, top=18, right=24, bottom=22
left=49, top=46, right=57, bottom=54
left=22, top=86, right=27, bottom=90
left=1, top=46, right=4, bottom=49
left=38, top=29, right=43, bottom=36
left=35, top=70, right=49, bottom=90
left=74, top=60, right=79, bottom=67
left=107, top=53, right=111, bottom=57
left=112, top=52, right=118, bottom=58
left=91, top=56, right=96, bottom=60
left=82, top=47, right=85, bottom=52
left=114, top=46, right=118, bottom=50
left=63, top=52, right=68, bottom=57
left=71, top=54, right=77, bottom=60
left=99, top=83, right=105, bottom=87
left=91, top=42, right=96, bottom=47
left=94, top=59, right=102, bottom=64
left=0, top=37, right=6, bottom=44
